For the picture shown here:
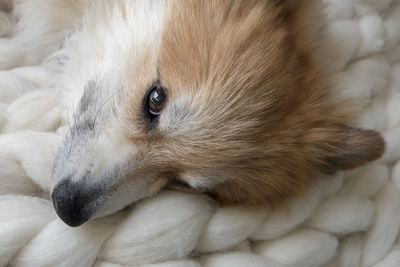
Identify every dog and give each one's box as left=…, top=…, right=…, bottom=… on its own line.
left=5, top=0, right=384, bottom=227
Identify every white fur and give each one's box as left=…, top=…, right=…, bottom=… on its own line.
left=60, top=0, right=170, bottom=114
left=47, top=0, right=174, bottom=218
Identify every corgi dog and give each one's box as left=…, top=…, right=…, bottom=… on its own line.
left=6, top=0, right=383, bottom=227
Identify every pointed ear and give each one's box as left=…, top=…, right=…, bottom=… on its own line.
left=321, top=126, right=385, bottom=172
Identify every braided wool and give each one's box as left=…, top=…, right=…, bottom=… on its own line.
left=0, top=0, right=400, bottom=266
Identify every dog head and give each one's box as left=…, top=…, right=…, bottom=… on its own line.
left=51, top=0, right=384, bottom=227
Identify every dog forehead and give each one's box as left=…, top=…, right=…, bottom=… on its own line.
left=158, top=0, right=289, bottom=96
left=155, top=1, right=291, bottom=129
left=73, top=1, right=172, bottom=125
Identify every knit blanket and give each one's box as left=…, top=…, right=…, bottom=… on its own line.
left=1, top=0, right=400, bottom=266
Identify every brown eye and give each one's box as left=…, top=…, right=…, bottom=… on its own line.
left=147, top=85, right=167, bottom=116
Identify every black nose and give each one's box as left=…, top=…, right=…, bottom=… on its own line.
left=51, top=180, right=95, bottom=227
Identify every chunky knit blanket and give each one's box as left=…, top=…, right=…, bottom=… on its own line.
left=1, top=0, right=400, bottom=266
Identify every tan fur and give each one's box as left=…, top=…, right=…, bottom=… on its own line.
left=120, top=0, right=384, bottom=206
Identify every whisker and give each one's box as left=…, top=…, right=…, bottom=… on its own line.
left=93, top=87, right=123, bottom=129
left=67, top=115, right=74, bottom=138
left=72, top=97, right=80, bottom=137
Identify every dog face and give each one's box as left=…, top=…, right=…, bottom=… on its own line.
left=51, top=0, right=384, bottom=227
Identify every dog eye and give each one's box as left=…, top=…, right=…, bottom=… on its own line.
left=147, top=84, right=167, bottom=116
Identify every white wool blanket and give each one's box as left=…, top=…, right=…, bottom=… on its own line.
left=1, top=0, right=400, bottom=266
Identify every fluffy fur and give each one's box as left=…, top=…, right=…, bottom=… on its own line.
left=3, top=0, right=384, bottom=225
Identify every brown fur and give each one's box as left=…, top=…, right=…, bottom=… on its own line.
left=122, top=0, right=384, bottom=206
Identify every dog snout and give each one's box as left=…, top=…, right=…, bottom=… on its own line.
left=51, top=180, right=99, bottom=227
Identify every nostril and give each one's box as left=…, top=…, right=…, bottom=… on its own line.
left=51, top=180, right=92, bottom=227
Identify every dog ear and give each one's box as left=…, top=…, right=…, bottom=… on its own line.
left=319, top=126, right=385, bottom=172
